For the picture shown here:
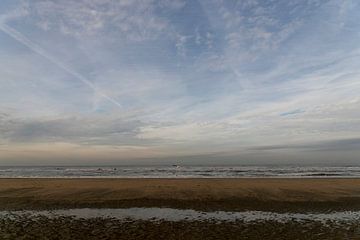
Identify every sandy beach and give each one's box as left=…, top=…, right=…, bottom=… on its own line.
left=1, top=178, right=360, bottom=211
left=1, top=178, right=360, bottom=239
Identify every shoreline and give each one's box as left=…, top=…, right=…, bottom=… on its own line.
left=2, top=176, right=360, bottom=179
left=1, top=178, right=360, bottom=212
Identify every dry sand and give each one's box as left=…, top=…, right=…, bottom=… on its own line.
left=1, top=178, right=360, bottom=211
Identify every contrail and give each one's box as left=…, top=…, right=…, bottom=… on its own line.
left=0, top=22, right=122, bottom=108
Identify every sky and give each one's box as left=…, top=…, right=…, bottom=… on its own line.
left=0, top=0, right=359, bottom=166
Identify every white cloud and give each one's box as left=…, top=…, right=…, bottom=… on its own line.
left=175, top=34, right=191, bottom=57
left=5, top=0, right=185, bottom=41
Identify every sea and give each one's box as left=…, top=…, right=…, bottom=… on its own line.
left=0, top=165, right=360, bottom=178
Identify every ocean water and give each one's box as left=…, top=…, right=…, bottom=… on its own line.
left=0, top=165, right=360, bottom=178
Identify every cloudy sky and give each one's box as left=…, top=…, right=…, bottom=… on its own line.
left=0, top=0, right=359, bottom=165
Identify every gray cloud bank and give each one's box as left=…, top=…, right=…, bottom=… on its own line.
left=1, top=112, right=359, bottom=166
left=0, top=113, right=143, bottom=146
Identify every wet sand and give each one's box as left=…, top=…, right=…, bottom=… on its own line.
left=1, top=215, right=360, bottom=240
left=1, top=178, right=360, bottom=211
